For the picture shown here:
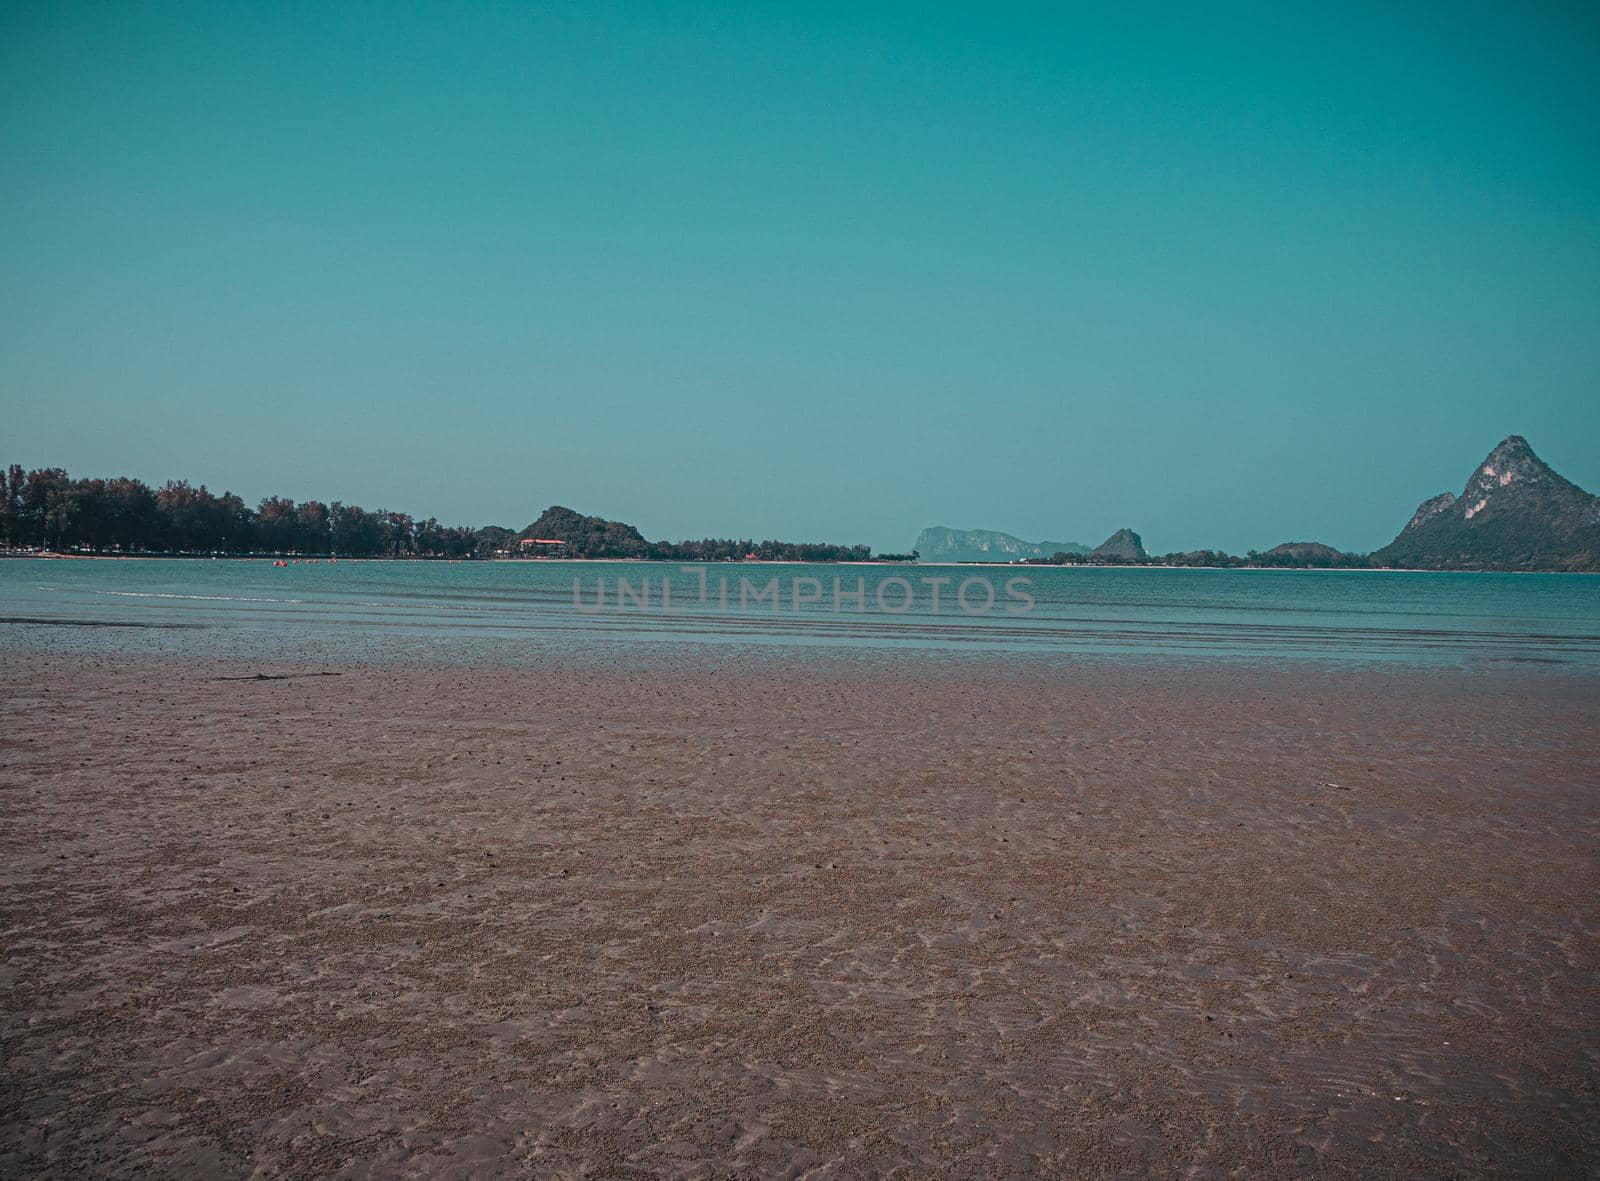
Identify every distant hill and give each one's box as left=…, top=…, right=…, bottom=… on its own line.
left=1263, top=541, right=1344, bottom=562
left=914, top=526, right=1088, bottom=564
left=1247, top=541, right=1365, bottom=568
left=1090, top=528, right=1147, bottom=562
left=519, top=506, right=651, bottom=558
left=1371, top=436, right=1600, bottom=572
left=518, top=506, right=874, bottom=562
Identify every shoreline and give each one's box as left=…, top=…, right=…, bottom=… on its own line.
left=4, top=551, right=1596, bottom=574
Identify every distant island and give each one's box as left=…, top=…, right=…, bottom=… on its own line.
left=913, top=527, right=1089, bottom=564
left=4, top=436, right=1596, bottom=570
left=1022, top=532, right=1370, bottom=568
left=1007, top=437, right=1599, bottom=572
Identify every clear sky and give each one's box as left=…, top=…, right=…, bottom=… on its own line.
left=3, top=1, right=1597, bottom=554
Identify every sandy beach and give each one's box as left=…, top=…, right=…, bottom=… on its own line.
left=2, top=651, right=1597, bottom=1177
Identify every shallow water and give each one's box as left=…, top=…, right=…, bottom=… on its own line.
left=2, top=558, right=1598, bottom=670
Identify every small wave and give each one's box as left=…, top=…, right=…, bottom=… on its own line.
left=93, top=590, right=306, bottom=605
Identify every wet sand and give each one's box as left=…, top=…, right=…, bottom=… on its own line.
left=2, top=651, right=1598, bottom=1177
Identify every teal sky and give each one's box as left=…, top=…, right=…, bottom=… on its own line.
left=3, top=2, right=1597, bottom=554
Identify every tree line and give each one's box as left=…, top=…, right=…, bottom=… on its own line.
left=656, top=538, right=873, bottom=563
left=1, top=465, right=486, bottom=557
left=0, top=466, right=890, bottom=562
left=1027, top=547, right=1371, bottom=569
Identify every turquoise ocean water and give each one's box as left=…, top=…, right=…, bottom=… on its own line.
left=3, top=558, right=1598, bottom=671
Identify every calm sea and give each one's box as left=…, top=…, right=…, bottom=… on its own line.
left=2, top=558, right=1598, bottom=670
